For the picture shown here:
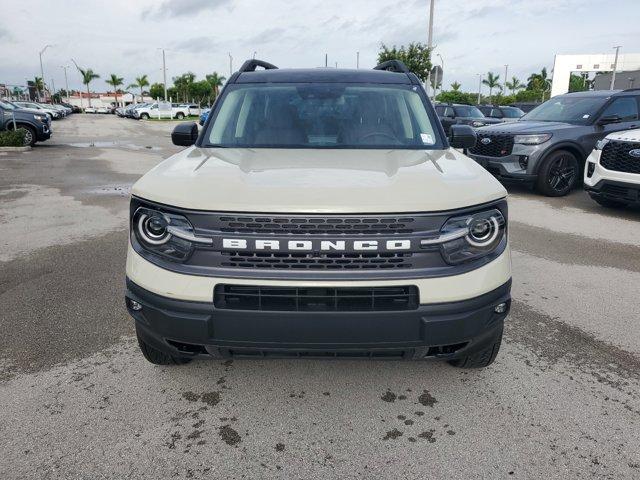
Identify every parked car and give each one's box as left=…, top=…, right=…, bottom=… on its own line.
left=126, top=59, right=511, bottom=369
left=509, top=102, right=540, bottom=113
left=0, top=99, right=52, bottom=146
left=13, top=101, right=59, bottom=120
left=198, top=108, right=210, bottom=126
left=584, top=128, right=640, bottom=208
left=134, top=102, right=190, bottom=120
left=434, top=103, right=503, bottom=135
left=468, top=89, right=640, bottom=196
left=60, top=102, right=80, bottom=113
left=96, top=106, right=109, bottom=114
left=42, top=104, right=68, bottom=117
left=84, top=106, right=96, bottom=113
left=478, top=105, right=524, bottom=121
left=180, top=104, right=201, bottom=116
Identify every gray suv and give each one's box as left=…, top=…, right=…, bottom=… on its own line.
left=468, top=89, right=640, bottom=196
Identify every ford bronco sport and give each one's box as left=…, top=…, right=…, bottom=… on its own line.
left=125, top=60, right=512, bottom=368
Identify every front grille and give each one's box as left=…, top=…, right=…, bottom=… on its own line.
left=216, top=215, right=417, bottom=234
left=220, top=251, right=413, bottom=270
left=214, top=285, right=419, bottom=311
left=469, top=134, right=514, bottom=157
left=600, top=141, right=640, bottom=174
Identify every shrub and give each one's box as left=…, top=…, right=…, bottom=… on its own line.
left=0, top=128, right=27, bottom=147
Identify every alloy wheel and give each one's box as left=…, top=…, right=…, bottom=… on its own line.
left=547, top=155, right=576, bottom=192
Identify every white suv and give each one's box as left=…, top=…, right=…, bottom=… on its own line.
left=584, top=128, right=640, bottom=208
left=134, top=102, right=189, bottom=120
left=125, top=59, right=512, bottom=369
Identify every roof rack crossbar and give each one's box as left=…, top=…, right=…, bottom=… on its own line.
left=238, top=59, right=278, bottom=73
left=373, top=60, right=410, bottom=74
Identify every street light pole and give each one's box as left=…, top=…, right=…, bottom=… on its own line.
left=60, top=66, right=70, bottom=102
left=39, top=44, right=53, bottom=101
left=610, top=46, right=621, bottom=90
left=436, top=53, right=444, bottom=98
left=503, top=64, right=508, bottom=96
left=228, top=52, right=233, bottom=77
left=162, top=49, right=167, bottom=101
left=356, top=51, right=360, bottom=69
left=426, top=0, right=435, bottom=97
left=477, top=74, right=483, bottom=105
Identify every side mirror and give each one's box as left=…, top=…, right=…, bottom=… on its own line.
left=449, top=124, right=477, bottom=149
left=598, top=114, right=621, bottom=126
left=172, top=122, right=198, bottom=146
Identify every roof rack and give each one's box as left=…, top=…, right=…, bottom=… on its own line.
left=621, top=88, right=640, bottom=93
left=238, top=59, right=278, bottom=73
left=373, top=60, right=410, bottom=74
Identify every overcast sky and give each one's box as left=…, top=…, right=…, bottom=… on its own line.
left=1, top=0, right=639, bottom=94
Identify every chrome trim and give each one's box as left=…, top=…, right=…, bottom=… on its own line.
left=166, top=226, right=213, bottom=245
left=420, top=228, right=468, bottom=246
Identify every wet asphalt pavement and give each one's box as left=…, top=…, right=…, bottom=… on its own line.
left=0, top=115, right=639, bottom=479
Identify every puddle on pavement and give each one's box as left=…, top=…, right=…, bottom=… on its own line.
left=68, top=141, right=161, bottom=151
left=82, top=184, right=132, bottom=196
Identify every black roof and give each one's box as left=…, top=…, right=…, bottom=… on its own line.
left=562, top=89, right=623, bottom=97
left=236, top=68, right=414, bottom=84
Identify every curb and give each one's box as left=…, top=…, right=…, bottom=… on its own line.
left=0, top=146, right=32, bottom=152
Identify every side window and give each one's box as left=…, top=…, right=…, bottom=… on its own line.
left=600, top=97, right=638, bottom=121
left=490, top=109, right=503, bottom=118
left=435, top=106, right=445, bottom=116
left=444, top=107, right=455, bottom=118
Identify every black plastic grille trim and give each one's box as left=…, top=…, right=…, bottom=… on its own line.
left=214, top=285, right=419, bottom=311
left=469, top=134, right=514, bottom=157
left=600, top=141, right=640, bottom=174
left=220, top=251, right=413, bottom=270
left=216, top=215, right=417, bottom=235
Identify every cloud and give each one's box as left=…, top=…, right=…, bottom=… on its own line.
left=244, top=27, right=287, bottom=45
left=0, top=24, right=11, bottom=40
left=173, top=36, right=217, bottom=54
left=142, top=0, right=231, bottom=19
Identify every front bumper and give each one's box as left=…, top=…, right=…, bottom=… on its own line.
left=584, top=149, right=640, bottom=204
left=469, top=153, right=538, bottom=183
left=126, top=277, right=511, bottom=360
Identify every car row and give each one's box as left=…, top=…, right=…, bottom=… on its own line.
left=12, top=101, right=73, bottom=120
left=467, top=89, right=640, bottom=200
left=113, top=102, right=207, bottom=120
left=434, top=103, right=524, bottom=134
left=0, top=99, right=53, bottom=146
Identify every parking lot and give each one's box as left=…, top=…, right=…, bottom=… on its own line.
left=1, top=114, right=639, bottom=479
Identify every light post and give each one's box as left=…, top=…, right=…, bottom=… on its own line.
left=610, top=46, right=621, bottom=90
left=253, top=51, right=257, bottom=59
left=60, top=65, right=70, bottom=102
left=503, top=64, right=508, bottom=97
left=228, top=52, right=233, bottom=77
left=425, top=0, right=435, bottom=96
left=39, top=44, right=53, bottom=101
left=159, top=48, right=168, bottom=101
left=51, top=78, right=56, bottom=102
left=356, top=51, right=360, bottom=69
left=436, top=53, right=444, bottom=97
left=477, top=74, right=483, bottom=105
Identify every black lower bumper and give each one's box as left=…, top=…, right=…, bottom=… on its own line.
left=471, top=156, right=537, bottom=184
left=585, top=179, right=640, bottom=205
left=125, top=278, right=511, bottom=361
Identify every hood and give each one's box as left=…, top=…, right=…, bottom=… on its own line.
left=477, top=120, right=577, bottom=134
left=457, top=117, right=502, bottom=125
left=132, top=147, right=507, bottom=213
left=606, top=128, right=640, bottom=142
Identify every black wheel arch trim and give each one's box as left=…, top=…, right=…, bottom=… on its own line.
left=533, top=141, right=587, bottom=175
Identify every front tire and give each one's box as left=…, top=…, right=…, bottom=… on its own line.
left=175, top=112, right=185, bottom=119
left=19, top=125, right=37, bottom=147
left=448, top=328, right=503, bottom=369
left=140, top=113, right=149, bottom=120
left=536, top=150, right=580, bottom=197
left=137, top=332, right=192, bottom=365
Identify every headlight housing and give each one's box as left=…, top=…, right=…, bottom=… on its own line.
left=132, top=207, right=195, bottom=261
left=513, top=133, right=552, bottom=145
left=595, top=138, right=609, bottom=150
left=33, top=114, right=46, bottom=122
left=471, top=120, right=486, bottom=127
left=432, top=209, right=507, bottom=265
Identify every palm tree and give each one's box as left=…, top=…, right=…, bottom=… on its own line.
left=72, top=60, right=100, bottom=107
left=33, top=76, right=44, bottom=100
left=105, top=74, right=124, bottom=108
left=505, top=76, right=524, bottom=95
left=450, top=81, right=461, bottom=92
left=482, top=71, right=501, bottom=104
left=128, top=75, right=150, bottom=103
left=205, top=72, right=226, bottom=99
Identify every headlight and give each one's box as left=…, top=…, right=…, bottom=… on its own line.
left=132, top=207, right=196, bottom=261
left=595, top=138, right=609, bottom=150
left=471, top=121, right=485, bottom=127
left=33, top=114, right=46, bottom=122
left=513, top=134, right=552, bottom=145
left=425, top=209, right=506, bottom=265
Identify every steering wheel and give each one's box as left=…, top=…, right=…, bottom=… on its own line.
left=359, top=132, right=398, bottom=142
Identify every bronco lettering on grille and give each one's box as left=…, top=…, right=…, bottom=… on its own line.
left=222, top=239, right=412, bottom=252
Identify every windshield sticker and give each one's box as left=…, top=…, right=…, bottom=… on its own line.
left=421, top=133, right=435, bottom=145
left=583, top=114, right=590, bottom=118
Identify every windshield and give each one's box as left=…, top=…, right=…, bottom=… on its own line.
left=522, top=96, right=608, bottom=124
left=0, top=100, right=17, bottom=110
left=501, top=107, right=524, bottom=118
left=454, top=106, right=484, bottom=118
left=206, top=83, right=440, bottom=149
